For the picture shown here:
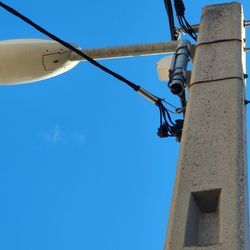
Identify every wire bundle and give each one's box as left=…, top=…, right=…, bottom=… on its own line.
left=157, top=100, right=183, bottom=140
left=174, top=0, right=197, bottom=41
left=164, top=0, right=197, bottom=41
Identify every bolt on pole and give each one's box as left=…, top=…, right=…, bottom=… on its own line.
left=164, top=3, right=249, bottom=250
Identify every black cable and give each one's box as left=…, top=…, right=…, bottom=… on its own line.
left=173, top=0, right=197, bottom=41
left=159, top=104, right=164, bottom=126
left=178, top=16, right=189, bottom=34
left=157, top=101, right=183, bottom=139
left=0, top=1, right=183, bottom=140
left=178, top=15, right=196, bottom=40
left=174, top=0, right=185, bottom=16
left=163, top=0, right=179, bottom=41
left=183, top=16, right=197, bottom=40
left=162, top=99, right=177, bottom=109
left=0, top=2, right=141, bottom=92
left=164, top=0, right=197, bottom=42
left=161, top=103, right=175, bottom=126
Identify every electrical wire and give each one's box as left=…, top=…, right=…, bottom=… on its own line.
left=163, top=0, right=179, bottom=41
left=157, top=100, right=183, bottom=139
left=0, top=2, right=141, bottom=92
left=182, top=16, right=197, bottom=40
left=0, top=1, right=183, bottom=140
left=174, top=0, right=197, bottom=41
left=162, top=99, right=177, bottom=109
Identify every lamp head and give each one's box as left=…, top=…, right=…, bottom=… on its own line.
left=0, top=39, right=79, bottom=85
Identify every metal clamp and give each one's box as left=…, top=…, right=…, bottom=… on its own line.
left=244, top=20, right=250, bottom=27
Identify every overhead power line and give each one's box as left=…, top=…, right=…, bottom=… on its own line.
left=163, top=0, right=179, bottom=41
left=0, top=2, right=140, bottom=92
left=0, top=1, right=184, bottom=140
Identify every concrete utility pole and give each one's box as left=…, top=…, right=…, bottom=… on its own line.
left=164, top=3, right=249, bottom=250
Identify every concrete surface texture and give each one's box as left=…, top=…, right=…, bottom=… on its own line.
left=164, top=3, right=249, bottom=250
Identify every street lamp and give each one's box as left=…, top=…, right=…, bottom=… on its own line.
left=0, top=39, right=79, bottom=85
left=0, top=38, right=178, bottom=85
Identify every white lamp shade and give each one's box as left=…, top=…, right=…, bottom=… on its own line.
left=157, top=55, right=174, bottom=81
left=0, top=39, right=79, bottom=85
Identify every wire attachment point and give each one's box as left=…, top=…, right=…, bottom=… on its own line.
left=245, top=100, right=250, bottom=105
left=157, top=99, right=184, bottom=142
left=157, top=119, right=184, bottom=142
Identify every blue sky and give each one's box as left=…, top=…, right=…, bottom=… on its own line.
left=0, top=1, right=249, bottom=250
